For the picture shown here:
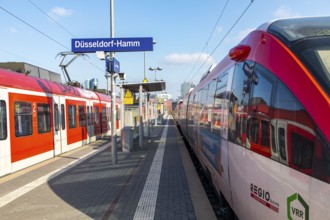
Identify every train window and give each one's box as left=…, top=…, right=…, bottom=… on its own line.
left=61, top=104, right=65, bottom=130
left=228, top=62, right=252, bottom=146
left=216, top=73, right=228, bottom=90
left=102, top=107, right=107, bottom=124
left=250, top=118, right=259, bottom=144
left=250, top=65, right=275, bottom=114
left=247, top=65, right=275, bottom=157
left=90, top=106, right=94, bottom=126
left=54, top=104, right=59, bottom=131
left=273, top=79, right=317, bottom=172
left=291, top=132, right=313, bottom=169
left=207, top=80, right=216, bottom=132
left=87, top=106, right=90, bottom=126
left=271, top=124, right=276, bottom=153
left=87, top=106, right=92, bottom=126
left=199, top=85, right=209, bottom=128
left=0, top=100, right=7, bottom=140
left=261, top=120, right=270, bottom=147
left=273, top=81, right=303, bottom=111
left=312, top=132, right=330, bottom=183
left=68, top=105, right=77, bottom=128
left=78, top=105, right=86, bottom=127
left=291, top=38, right=330, bottom=96
left=37, top=103, right=51, bottom=134
left=14, top=102, right=32, bottom=137
left=278, top=128, right=287, bottom=160
left=94, top=106, right=100, bottom=124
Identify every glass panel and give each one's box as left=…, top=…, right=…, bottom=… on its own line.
left=61, top=104, right=65, bottom=130
left=94, top=106, right=100, bottom=124
left=278, top=128, right=286, bottom=160
left=291, top=132, right=313, bottom=169
left=14, top=102, right=32, bottom=137
left=0, top=100, right=7, bottom=140
left=68, top=105, right=76, bottom=128
left=54, top=104, right=59, bottom=131
left=37, top=103, right=51, bottom=134
left=79, top=105, right=86, bottom=127
left=102, top=107, right=107, bottom=124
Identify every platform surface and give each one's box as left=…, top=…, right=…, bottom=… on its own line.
left=0, top=116, right=216, bottom=220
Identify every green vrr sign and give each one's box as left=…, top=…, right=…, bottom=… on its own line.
left=287, top=193, right=309, bottom=220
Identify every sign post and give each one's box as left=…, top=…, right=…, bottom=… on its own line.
left=71, top=14, right=153, bottom=165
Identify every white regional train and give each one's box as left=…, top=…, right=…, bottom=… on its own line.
left=0, top=68, right=120, bottom=177
left=175, top=17, right=330, bottom=219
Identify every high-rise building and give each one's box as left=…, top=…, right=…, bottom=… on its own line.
left=180, top=82, right=195, bottom=98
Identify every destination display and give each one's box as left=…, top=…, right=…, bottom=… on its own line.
left=71, top=37, right=154, bottom=53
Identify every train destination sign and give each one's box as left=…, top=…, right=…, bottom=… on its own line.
left=71, top=37, right=154, bottom=53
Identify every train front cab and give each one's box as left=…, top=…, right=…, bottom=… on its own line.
left=186, top=17, right=330, bottom=220
left=226, top=21, right=330, bottom=219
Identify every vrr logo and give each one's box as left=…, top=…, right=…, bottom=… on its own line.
left=287, top=193, right=309, bottom=220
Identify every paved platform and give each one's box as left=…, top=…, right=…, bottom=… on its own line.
left=0, top=116, right=216, bottom=220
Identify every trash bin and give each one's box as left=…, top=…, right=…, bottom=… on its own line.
left=121, top=126, right=133, bottom=152
left=157, top=114, right=163, bottom=125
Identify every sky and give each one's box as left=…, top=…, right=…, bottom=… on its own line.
left=0, top=0, right=329, bottom=100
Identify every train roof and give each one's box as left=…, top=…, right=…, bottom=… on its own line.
left=258, top=16, right=330, bottom=46
left=0, top=68, right=110, bottom=101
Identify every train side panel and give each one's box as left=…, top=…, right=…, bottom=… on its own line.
left=9, top=90, right=54, bottom=172
left=0, top=69, right=118, bottom=177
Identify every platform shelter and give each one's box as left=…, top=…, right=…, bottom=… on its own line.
left=119, top=81, right=166, bottom=147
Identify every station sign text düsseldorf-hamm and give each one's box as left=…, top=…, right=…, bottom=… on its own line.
left=71, top=37, right=154, bottom=53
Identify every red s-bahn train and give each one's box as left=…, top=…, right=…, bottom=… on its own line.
left=0, top=69, right=120, bottom=176
left=175, top=17, right=330, bottom=219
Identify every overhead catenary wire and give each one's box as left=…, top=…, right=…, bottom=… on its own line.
left=187, top=0, right=230, bottom=82
left=28, top=0, right=76, bottom=38
left=26, top=1, right=105, bottom=73
left=0, top=6, right=69, bottom=50
left=188, top=0, right=255, bottom=84
left=0, top=3, right=104, bottom=77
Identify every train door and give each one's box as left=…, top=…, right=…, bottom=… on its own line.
left=86, top=101, right=95, bottom=143
left=0, top=88, right=11, bottom=175
left=53, top=96, right=66, bottom=156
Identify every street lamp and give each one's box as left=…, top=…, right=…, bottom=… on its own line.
left=144, top=41, right=157, bottom=80
left=149, top=67, right=162, bottom=81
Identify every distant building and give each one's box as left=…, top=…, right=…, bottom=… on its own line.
left=180, top=82, right=195, bottom=98
left=0, top=62, right=61, bottom=83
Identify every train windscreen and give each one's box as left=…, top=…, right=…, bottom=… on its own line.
left=268, top=17, right=330, bottom=97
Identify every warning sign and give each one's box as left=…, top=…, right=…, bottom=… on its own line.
left=124, top=89, right=134, bottom=104
left=143, top=77, right=148, bottom=83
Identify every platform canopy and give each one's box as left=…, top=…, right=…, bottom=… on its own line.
left=120, top=81, right=166, bottom=93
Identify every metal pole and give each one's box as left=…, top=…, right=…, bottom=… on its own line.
left=110, top=0, right=117, bottom=164
left=144, top=51, right=146, bottom=79
left=120, top=85, right=124, bottom=130
left=146, top=93, right=150, bottom=137
left=139, top=84, right=143, bottom=147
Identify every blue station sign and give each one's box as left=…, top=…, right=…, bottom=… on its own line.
left=71, top=37, right=154, bottom=53
left=106, top=57, right=120, bottom=73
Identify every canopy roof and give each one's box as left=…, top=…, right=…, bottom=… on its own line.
left=120, top=81, right=166, bottom=93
